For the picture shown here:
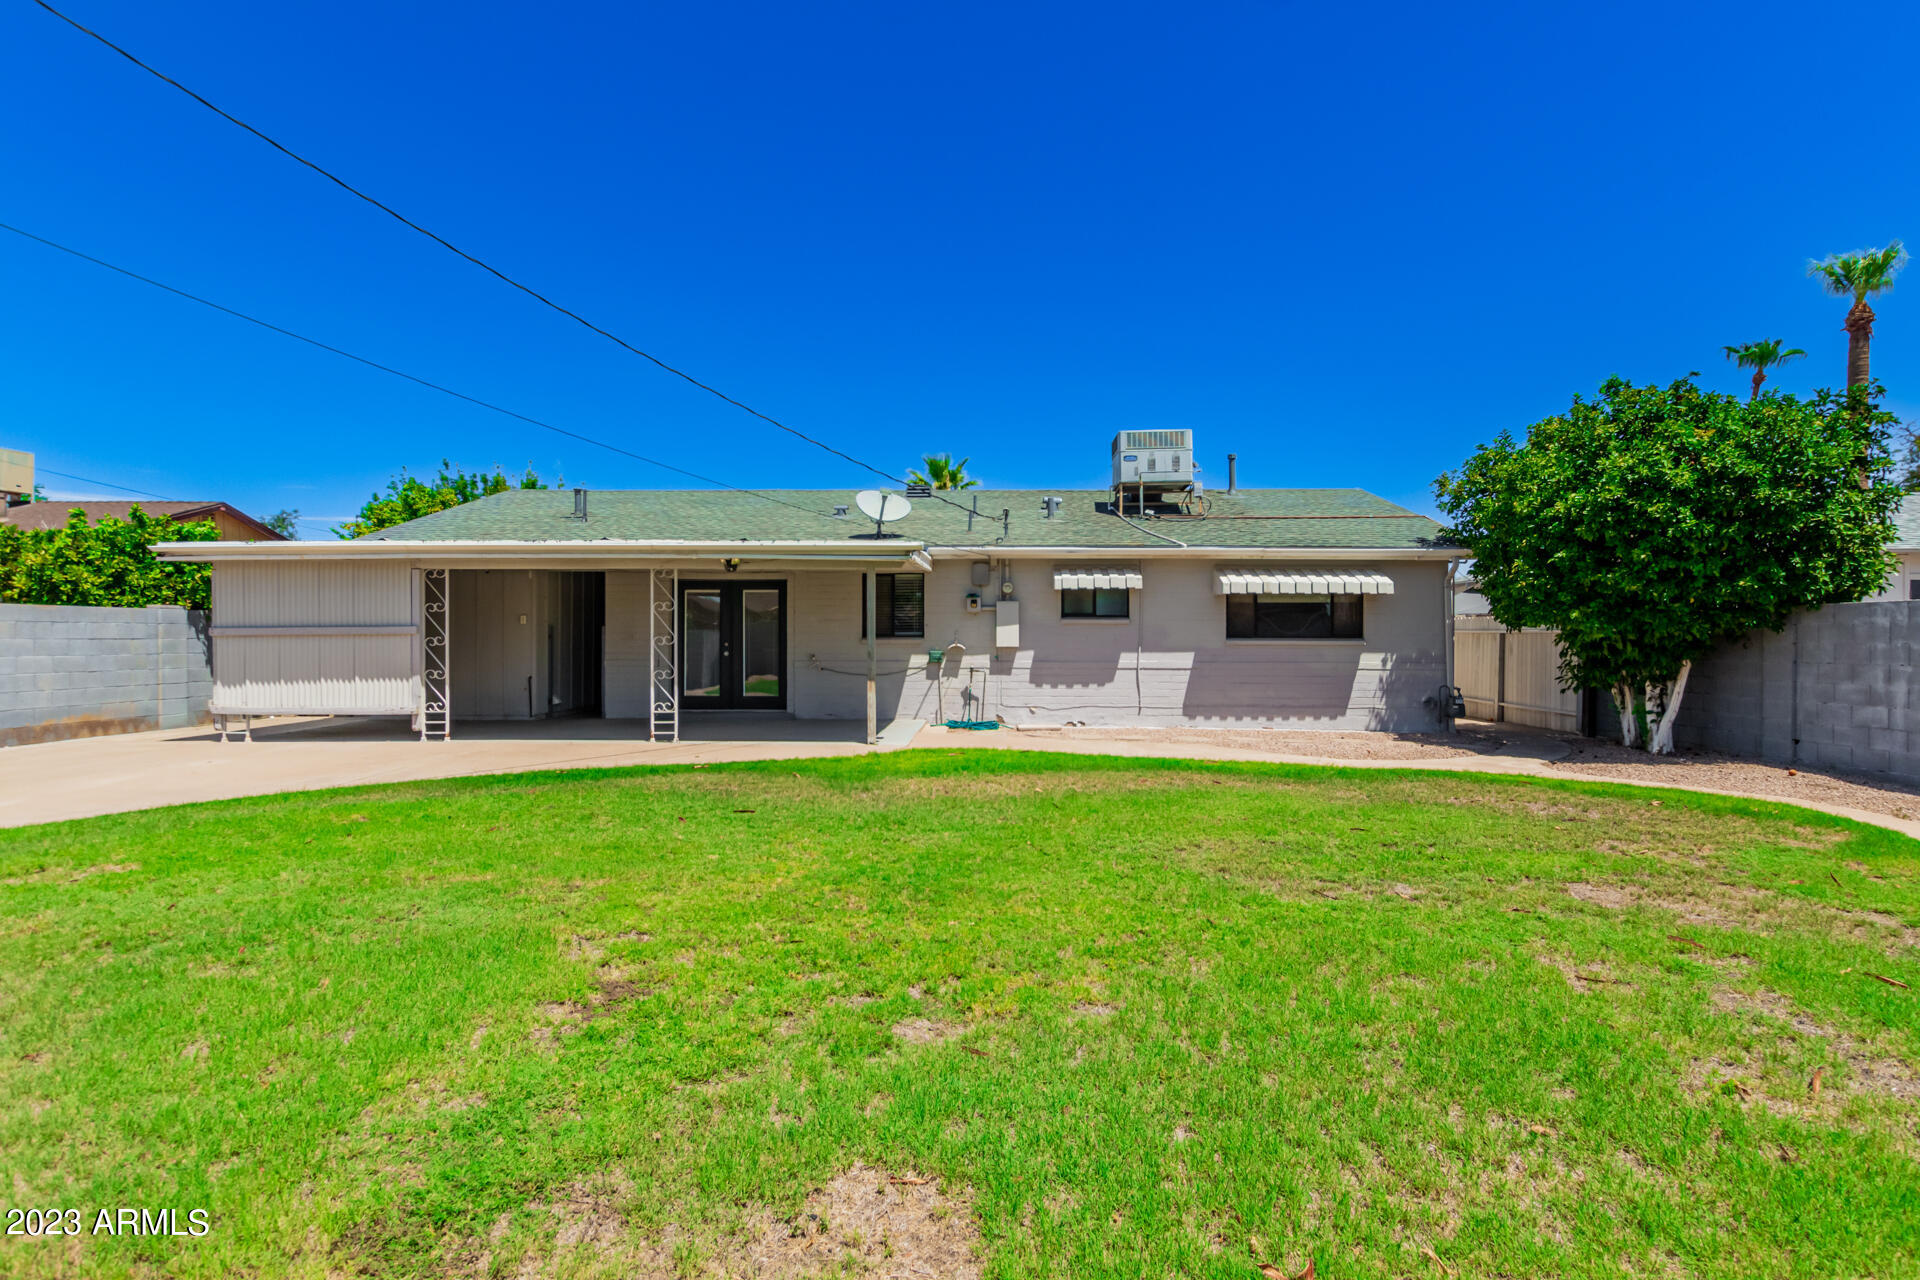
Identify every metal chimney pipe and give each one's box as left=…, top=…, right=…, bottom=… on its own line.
left=573, top=488, right=587, bottom=519
left=1226, top=454, right=1237, bottom=493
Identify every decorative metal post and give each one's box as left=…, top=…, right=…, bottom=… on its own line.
left=421, top=568, right=451, bottom=741
left=649, top=567, right=678, bottom=742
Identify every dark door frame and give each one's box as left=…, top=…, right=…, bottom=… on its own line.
left=679, top=579, right=788, bottom=710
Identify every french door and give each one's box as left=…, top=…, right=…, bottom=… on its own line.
left=680, top=581, right=787, bottom=709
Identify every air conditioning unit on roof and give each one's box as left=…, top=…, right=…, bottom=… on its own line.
left=1112, top=429, right=1195, bottom=489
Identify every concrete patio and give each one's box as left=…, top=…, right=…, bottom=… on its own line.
left=4, top=715, right=1918, bottom=841
left=0, top=715, right=918, bottom=828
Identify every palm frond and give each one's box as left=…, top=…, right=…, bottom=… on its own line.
left=1723, top=339, right=1804, bottom=371
left=1808, top=241, right=1908, bottom=300
left=910, top=452, right=978, bottom=489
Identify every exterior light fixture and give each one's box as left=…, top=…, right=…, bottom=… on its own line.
left=723, top=557, right=742, bottom=573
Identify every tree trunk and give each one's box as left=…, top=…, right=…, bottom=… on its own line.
left=1845, top=300, right=1876, bottom=387
left=1648, top=662, right=1693, bottom=755
left=1750, top=369, right=1765, bottom=401
left=1614, top=684, right=1640, bottom=748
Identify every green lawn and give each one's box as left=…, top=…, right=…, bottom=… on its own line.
left=1, top=752, right=1916, bottom=1279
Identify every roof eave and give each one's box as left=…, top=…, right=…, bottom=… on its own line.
left=961, top=544, right=1458, bottom=560
left=152, top=537, right=930, bottom=563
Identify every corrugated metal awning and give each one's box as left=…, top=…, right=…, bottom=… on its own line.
left=1053, top=568, right=1143, bottom=590
left=1214, top=570, right=1395, bottom=595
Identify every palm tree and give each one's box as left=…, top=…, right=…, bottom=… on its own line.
left=1722, top=339, right=1806, bottom=401
left=1808, top=241, right=1907, bottom=387
left=907, top=453, right=978, bottom=490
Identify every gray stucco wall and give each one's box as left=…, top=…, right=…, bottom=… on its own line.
left=0, top=604, right=212, bottom=747
left=1674, top=601, right=1920, bottom=779
left=614, top=557, right=1451, bottom=731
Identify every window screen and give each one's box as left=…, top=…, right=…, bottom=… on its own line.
left=861, top=573, right=925, bottom=638
left=1061, top=587, right=1129, bottom=618
left=1225, top=594, right=1363, bottom=639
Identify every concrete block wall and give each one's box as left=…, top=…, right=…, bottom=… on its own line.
left=0, top=604, right=212, bottom=747
left=1674, top=601, right=1920, bottom=782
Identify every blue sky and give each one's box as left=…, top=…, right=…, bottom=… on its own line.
left=2, top=0, right=1915, bottom=533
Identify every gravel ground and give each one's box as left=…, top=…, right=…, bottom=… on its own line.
left=1025, top=723, right=1920, bottom=821
left=1022, top=725, right=1486, bottom=760
left=1539, top=736, right=1920, bottom=821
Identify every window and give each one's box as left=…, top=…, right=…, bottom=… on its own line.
left=1909, top=578, right=1920, bottom=601
left=861, top=572, right=925, bottom=638
left=1226, top=593, right=1363, bottom=640
left=1061, top=587, right=1129, bottom=618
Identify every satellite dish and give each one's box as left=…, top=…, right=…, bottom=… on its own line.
left=853, top=490, right=912, bottom=537
left=854, top=489, right=912, bottom=522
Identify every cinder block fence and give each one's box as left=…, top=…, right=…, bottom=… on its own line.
left=0, top=604, right=212, bottom=747
left=1676, top=601, right=1920, bottom=781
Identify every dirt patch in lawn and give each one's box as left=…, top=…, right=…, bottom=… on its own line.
left=1566, top=882, right=1637, bottom=909
left=1534, top=954, right=1636, bottom=994
left=1, top=862, right=139, bottom=886
left=891, top=1017, right=967, bottom=1046
left=718, top=1163, right=981, bottom=1279
left=496, top=1164, right=979, bottom=1279
left=528, top=973, right=649, bottom=1052
left=490, top=1166, right=661, bottom=1277
left=1707, top=986, right=1920, bottom=1103
left=1554, top=878, right=1778, bottom=931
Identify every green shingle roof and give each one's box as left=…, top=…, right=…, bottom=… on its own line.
left=364, top=488, right=1446, bottom=551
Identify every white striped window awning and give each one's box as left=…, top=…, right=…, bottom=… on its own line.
left=1213, top=570, right=1395, bottom=595
left=1053, top=568, right=1144, bottom=590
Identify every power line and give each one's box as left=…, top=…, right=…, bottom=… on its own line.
left=31, top=0, right=963, bottom=510
left=0, top=222, right=848, bottom=528
left=36, top=466, right=172, bottom=500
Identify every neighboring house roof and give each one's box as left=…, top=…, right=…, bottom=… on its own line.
left=1, top=500, right=286, bottom=541
left=359, top=488, right=1447, bottom=551
left=1893, top=493, right=1920, bottom=551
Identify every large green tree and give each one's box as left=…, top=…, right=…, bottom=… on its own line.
left=1435, top=377, right=1899, bottom=753
left=338, top=462, right=553, bottom=538
left=1808, top=241, right=1906, bottom=388
left=1722, top=338, right=1805, bottom=401
left=0, top=507, right=218, bottom=608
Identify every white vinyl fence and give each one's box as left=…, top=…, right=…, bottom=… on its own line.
left=1453, top=616, right=1580, bottom=732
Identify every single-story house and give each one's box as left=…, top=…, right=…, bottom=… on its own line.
left=156, top=476, right=1457, bottom=742
left=4, top=500, right=287, bottom=541
left=1870, top=493, right=1920, bottom=601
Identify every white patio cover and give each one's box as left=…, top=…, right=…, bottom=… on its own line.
left=1213, top=570, right=1395, bottom=595
left=1053, top=568, right=1144, bottom=590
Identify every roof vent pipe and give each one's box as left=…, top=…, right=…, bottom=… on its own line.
left=1226, top=454, right=1237, bottom=493
left=1042, top=496, right=1063, bottom=519
left=573, top=488, right=588, bottom=520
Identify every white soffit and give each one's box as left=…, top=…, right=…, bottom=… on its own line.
left=1214, top=570, right=1394, bottom=595
left=1053, top=568, right=1144, bottom=590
